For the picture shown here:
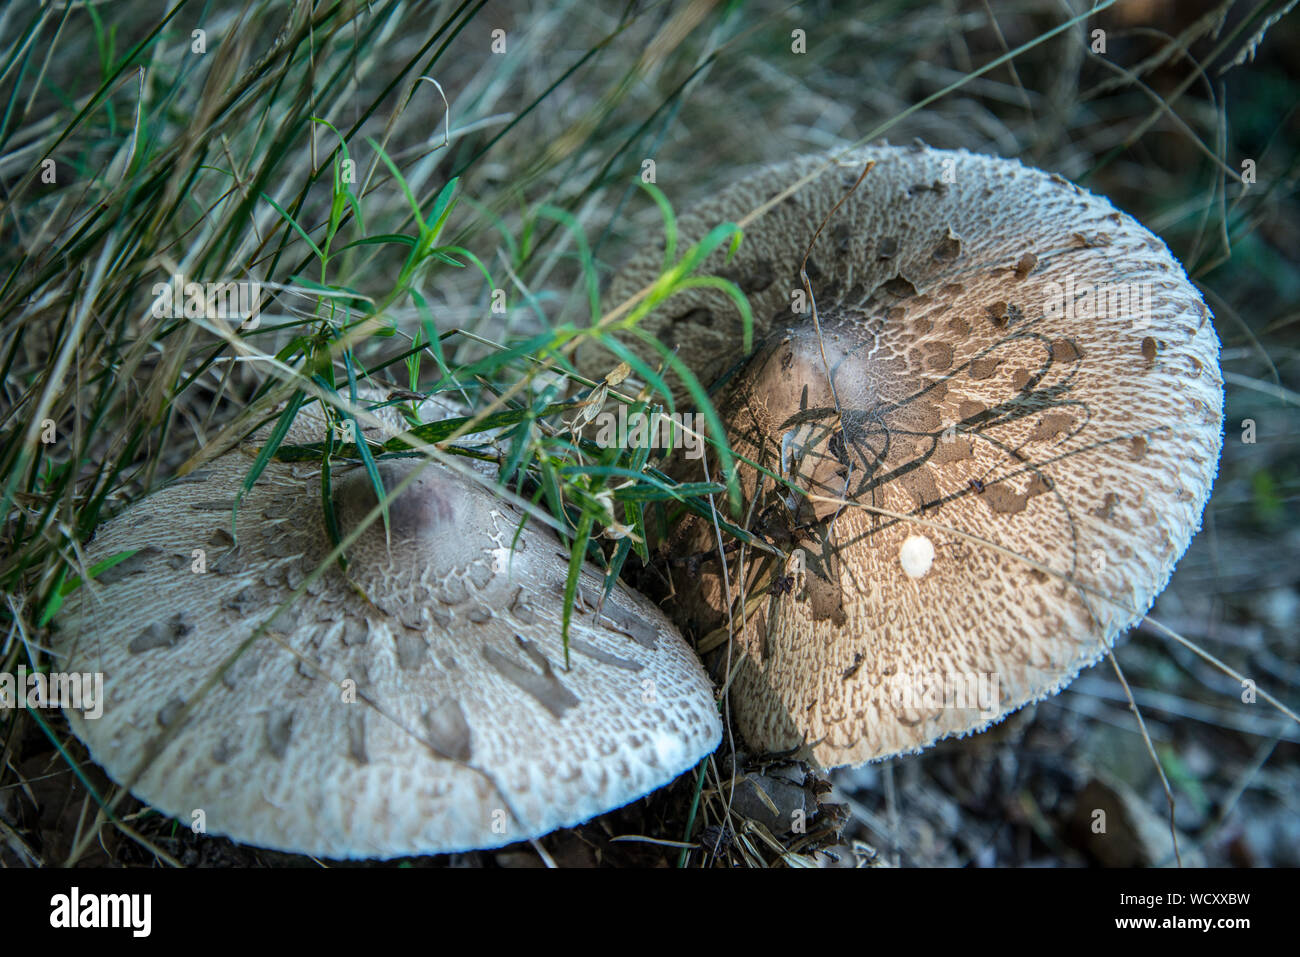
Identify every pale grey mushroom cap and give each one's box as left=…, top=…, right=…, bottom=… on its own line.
left=55, top=390, right=721, bottom=858
left=589, top=145, right=1223, bottom=768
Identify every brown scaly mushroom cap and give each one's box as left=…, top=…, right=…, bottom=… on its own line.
left=54, top=390, right=721, bottom=858
left=585, top=145, right=1223, bottom=768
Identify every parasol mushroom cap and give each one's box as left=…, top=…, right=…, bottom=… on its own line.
left=591, top=145, right=1223, bottom=768
left=55, top=390, right=721, bottom=857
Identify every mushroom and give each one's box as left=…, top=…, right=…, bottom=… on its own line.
left=54, top=390, right=721, bottom=857
left=583, top=145, right=1223, bottom=767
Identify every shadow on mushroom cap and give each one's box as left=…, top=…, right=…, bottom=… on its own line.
left=587, top=145, right=1223, bottom=768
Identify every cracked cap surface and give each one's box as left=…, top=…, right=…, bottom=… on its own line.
left=594, top=145, right=1223, bottom=767
left=55, top=391, right=721, bottom=857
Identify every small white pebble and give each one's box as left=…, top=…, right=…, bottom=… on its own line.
left=899, top=535, right=935, bottom=580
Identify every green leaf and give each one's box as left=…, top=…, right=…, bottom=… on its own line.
left=341, top=363, right=388, bottom=536
left=38, top=548, right=153, bottom=627
left=261, top=192, right=324, bottom=261
left=236, top=389, right=306, bottom=531
left=369, top=137, right=424, bottom=230
left=335, top=233, right=418, bottom=252
left=409, top=289, right=452, bottom=380
left=637, top=180, right=678, bottom=273
left=425, top=177, right=460, bottom=238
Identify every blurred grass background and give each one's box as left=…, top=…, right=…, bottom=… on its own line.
left=0, top=0, right=1296, bottom=866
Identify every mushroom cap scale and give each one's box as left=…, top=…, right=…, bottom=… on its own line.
left=595, top=146, right=1223, bottom=768
left=55, top=395, right=721, bottom=857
